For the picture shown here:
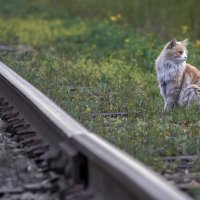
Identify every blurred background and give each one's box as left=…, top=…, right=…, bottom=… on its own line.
left=1, top=0, right=200, bottom=174
left=2, top=1, right=200, bottom=196
left=55, top=0, right=200, bottom=40
left=1, top=0, right=200, bottom=40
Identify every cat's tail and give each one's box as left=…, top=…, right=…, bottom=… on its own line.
left=178, top=84, right=200, bottom=107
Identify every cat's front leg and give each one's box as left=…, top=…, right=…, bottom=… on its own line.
left=164, top=97, right=175, bottom=112
left=163, top=82, right=180, bottom=112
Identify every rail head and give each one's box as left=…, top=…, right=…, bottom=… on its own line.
left=0, top=61, right=193, bottom=200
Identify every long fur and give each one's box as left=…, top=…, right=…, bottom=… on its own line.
left=155, top=38, right=200, bottom=112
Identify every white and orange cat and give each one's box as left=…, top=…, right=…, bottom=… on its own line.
left=155, top=38, right=200, bottom=112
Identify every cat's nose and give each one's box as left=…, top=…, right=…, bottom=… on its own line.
left=184, top=56, right=187, bottom=60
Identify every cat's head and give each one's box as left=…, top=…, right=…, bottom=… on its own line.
left=164, top=38, right=188, bottom=64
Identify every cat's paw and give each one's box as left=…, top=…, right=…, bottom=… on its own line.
left=164, top=104, right=173, bottom=113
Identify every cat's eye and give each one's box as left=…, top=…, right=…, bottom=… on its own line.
left=179, top=51, right=183, bottom=54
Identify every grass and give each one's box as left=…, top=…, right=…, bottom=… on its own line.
left=0, top=1, right=200, bottom=198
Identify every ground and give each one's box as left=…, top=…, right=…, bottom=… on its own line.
left=0, top=1, right=200, bottom=198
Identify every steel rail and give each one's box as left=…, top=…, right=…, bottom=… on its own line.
left=0, top=61, right=193, bottom=200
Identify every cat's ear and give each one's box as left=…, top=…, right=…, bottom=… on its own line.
left=167, top=38, right=177, bottom=49
left=182, top=39, right=189, bottom=46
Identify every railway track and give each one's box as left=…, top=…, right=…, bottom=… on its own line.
left=0, top=61, right=193, bottom=200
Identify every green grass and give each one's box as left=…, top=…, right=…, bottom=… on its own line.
left=0, top=1, right=200, bottom=198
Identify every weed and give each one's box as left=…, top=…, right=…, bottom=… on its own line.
left=0, top=3, right=200, bottom=199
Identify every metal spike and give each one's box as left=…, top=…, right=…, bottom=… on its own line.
left=14, top=124, right=30, bottom=132
left=2, top=112, right=19, bottom=121
left=7, top=118, right=24, bottom=126
left=20, top=136, right=43, bottom=148
left=0, top=105, right=13, bottom=113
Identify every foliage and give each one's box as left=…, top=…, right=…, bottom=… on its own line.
left=1, top=1, right=200, bottom=194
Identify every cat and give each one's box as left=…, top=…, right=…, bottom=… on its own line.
left=155, top=38, right=200, bottom=112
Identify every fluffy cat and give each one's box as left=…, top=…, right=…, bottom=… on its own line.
left=155, top=38, right=200, bottom=112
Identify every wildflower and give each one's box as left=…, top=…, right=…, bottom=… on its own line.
left=110, top=14, right=122, bottom=22
left=85, top=105, right=91, bottom=113
left=124, top=38, right=130, bottom=43
left=110, top=16, right=118, bottom=22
